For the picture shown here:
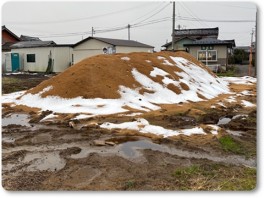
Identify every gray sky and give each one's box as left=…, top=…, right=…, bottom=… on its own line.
left=1, top=1, right=257, bottom=51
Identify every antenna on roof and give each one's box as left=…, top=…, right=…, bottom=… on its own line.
left=177, top=24, right=181, bottom=30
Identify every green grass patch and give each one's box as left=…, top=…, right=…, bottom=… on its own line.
left=218, top=135, right=242, bottom=154
left=123, top=180, right=136, bottom=190
left=172, top=164, right=256, bottom=190
left=217, top=70, right=236, bottom=77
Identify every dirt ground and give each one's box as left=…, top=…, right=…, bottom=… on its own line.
left=1, top=73, right=257, bottom=190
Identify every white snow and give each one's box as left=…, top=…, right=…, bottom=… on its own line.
left=206, top=125, right=220, bottom=135
left=150, top=67, right=169, bottom=77
left=40, top=113, right=58, bottom=122
left=100, top=118, right=206, bottom=137
left=1, top=56, right=231, bottom=119
left=121, top=57, right=130, bottom=61
left=221, top=76, right=256, bottom=85
left=170, top=56, right=230, bottom=99
left=225, top=96, right=237, bottom=103
left=217, top=102, right=226, bottom=108
left=241, top=100, right=256, bottom=107
left=232, top=114, right=248, bottom=119
left=145, top=60, right=151, bottom=63
left=157, top=56, right=174, bottom=66
left=240, top=90, right=253, bottom=96
left=73, top=114, right=93, bottom=120
left=157, top=56, right=165, bottom=60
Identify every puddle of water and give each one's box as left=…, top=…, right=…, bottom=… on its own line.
left=119, top=140, right=162, bottom=158
left=2, top=114, right=31, bottom=127
left=2, top=113, right=65, bottom=131
left=71, top=139, right=256, bottom=167
left=23, top=151, right=66, bottom=171
left=105, top=136, right=140, bottom=144
left=60, top=134, right=83, bottom=140
left=217, top=117, right=231, bottom=125
left=30, top=124, right=64, bottom=131
left=226, top=129, right=244, bottom=137
left=3, top=138, right=255, bottom=168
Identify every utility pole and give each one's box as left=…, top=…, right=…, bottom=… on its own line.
left=249, top=29, right=254, bottom=76
left=92, top=27, right=95, bottom=37
left=128, top=24, right=131, bottom=40
left=172, top=1, right=175, bottom=51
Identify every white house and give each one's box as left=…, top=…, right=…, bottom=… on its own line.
left=73, top=37, right=154, bottom=64
left=10, top=41, right=73, bottom=73
left=8, top=37, right=154, bottom=73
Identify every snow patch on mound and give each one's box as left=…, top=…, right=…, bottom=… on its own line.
left=2, top=56, right=231, bottom=116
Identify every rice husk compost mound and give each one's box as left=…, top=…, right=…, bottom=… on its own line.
left=27, top=51, right=216, bottom=99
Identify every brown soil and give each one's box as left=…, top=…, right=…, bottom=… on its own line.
left=2, top=57, right=257, bottom=191
left=26, top=51, right=213, bottom=99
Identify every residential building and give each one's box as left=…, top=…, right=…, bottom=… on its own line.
left=2, top=26, right=21, bottom=68
left=73, top=37, right=154, bottom=64
left=10, top=41, right=73, bottom=72
left=184, top=38, right=235, bottom=68
left=162, top=27, right=235, bottom=70
left=162, top=27, right=219, bottom=51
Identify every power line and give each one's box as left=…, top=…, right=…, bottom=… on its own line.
left=128, top=2, right=165, bottom=24
left=34, top=16, right=255, bottom=38
left=177, top=16, right=255, bottom=23
left=5, top=3, right=150, bottom=25
left=178, top=2, right=209, bottom=28
left=132, top=3, right=171, bottom=26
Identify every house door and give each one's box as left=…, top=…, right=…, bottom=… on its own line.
left=11, top=53, right=20, bottom=72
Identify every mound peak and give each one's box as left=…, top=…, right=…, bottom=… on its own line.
left=16, top=51, right=229, bottom=115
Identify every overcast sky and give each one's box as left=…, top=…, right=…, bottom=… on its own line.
left=1, top=1, right=257, bottom=51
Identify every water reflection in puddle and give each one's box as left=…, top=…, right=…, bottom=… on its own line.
left=2, top=113, right=64, bottom=131
left=70, top=139, right=256, bottom=167
left=119, top=140, right=163, bottom=158
left=23, top=151, right=66, bottom=171
left=217, top=117, right=231, bottom=125
left=2, top=114, right=31, bottom=127
left=226, top=129, right=243, bottom=136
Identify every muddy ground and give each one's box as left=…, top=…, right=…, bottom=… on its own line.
left=1, top=73, right=257, bottom=190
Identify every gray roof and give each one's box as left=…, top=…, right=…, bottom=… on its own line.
left=2, top=42, right=15, bottom=51
left=162, top=37, right=195, bottom=47
left=20, top=35, right=42, bottom=41
left=174, top=27, right=219, bottom=38
left=184, top=38, right=236, bottom=47
left=11, top=41, right=56, bottom=48
left=74, top=36, right=154, bottom=48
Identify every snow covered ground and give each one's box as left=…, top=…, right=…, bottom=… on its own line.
left=2, top=55, right=256, bottom=138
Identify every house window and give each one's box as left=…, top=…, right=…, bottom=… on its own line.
left=197, top=50, right=217, bottom=61
left=27, top=54, right=36, bottom=63
left=201, top=46, right=214, bottom=50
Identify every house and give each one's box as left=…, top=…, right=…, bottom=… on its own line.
left=10, top=41, right=73, bottom=72
left=2, top=26, right=21, bottom=68
left=2, top=25, right=20, bottom=52
left=6, top=34, right=154, bottom=73
left=184, top=38, right=236, bottom=69
left=162, top=27, right=219, bottom=51
left=73, top=37, right=154, bottom=64
left=162, top=27, right=235, bottom=71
